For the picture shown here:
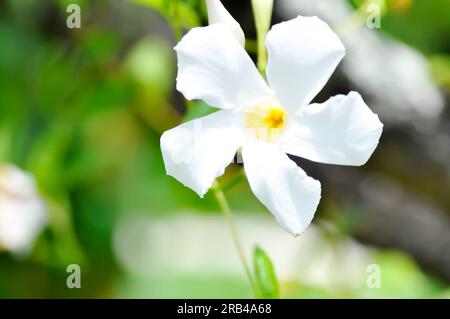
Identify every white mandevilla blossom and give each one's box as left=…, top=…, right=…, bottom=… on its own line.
left=161, top=1, right=383, bottom=236
left=0, top=164, right=48, bottom=254
left=205, top=0, right=245, bottom=46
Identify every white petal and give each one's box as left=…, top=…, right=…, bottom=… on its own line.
left=242, top=142, right=321, bottom=236
left=175, top=24, right=271, bottom=110
left=0, top=165, right=48, bottom=254
left=0, top=199, right=47, bottom=254
left=266, top=15, right=345, bottom=113
left=161, top=110, right=244, bottom=197
left=279, top=92, right=383, bottom=166
left=206, top=0, right=245, bottom=46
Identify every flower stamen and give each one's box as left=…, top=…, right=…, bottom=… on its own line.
left=245, top=100, right=286, bottom=142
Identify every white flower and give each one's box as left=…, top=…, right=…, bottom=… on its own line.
left=0, top=164, right=48, bottom=254
left=161, top=2, right=383, bottom=236
left=205, top=0, right=245, bottom=46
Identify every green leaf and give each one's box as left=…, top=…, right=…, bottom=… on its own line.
left=253, top=246, right=279, bottom=298
left=429, top=54, right=450, bottom=88
left=132, top=0, right=201, bottom=28
left=182, top=100, right=216, bottom=122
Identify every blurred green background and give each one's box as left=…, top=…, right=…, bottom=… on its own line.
left=0, top=0, right=449, bottom=298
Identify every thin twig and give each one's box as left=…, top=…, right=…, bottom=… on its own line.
left=212, top=180, right=257, bottom=295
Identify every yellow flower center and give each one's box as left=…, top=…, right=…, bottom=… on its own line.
left=245, top=100, right=287, bottom=142
left=263, top=108, right=286, bottom=129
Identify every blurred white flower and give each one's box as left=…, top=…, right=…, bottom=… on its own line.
left=0, top=164, right=48, bottom=254
left=161, top=2, right=383, bottom=236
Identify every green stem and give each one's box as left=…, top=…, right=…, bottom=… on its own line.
left=256, top=33, right=267, bottom=75
left=222, top=168, right=245, bottom=192
left=212, top=180, right=257, bottom=295
left=251, top=0, right=273, bottom=75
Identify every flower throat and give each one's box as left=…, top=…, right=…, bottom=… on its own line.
left=245, top=99, right=286, bottom=142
